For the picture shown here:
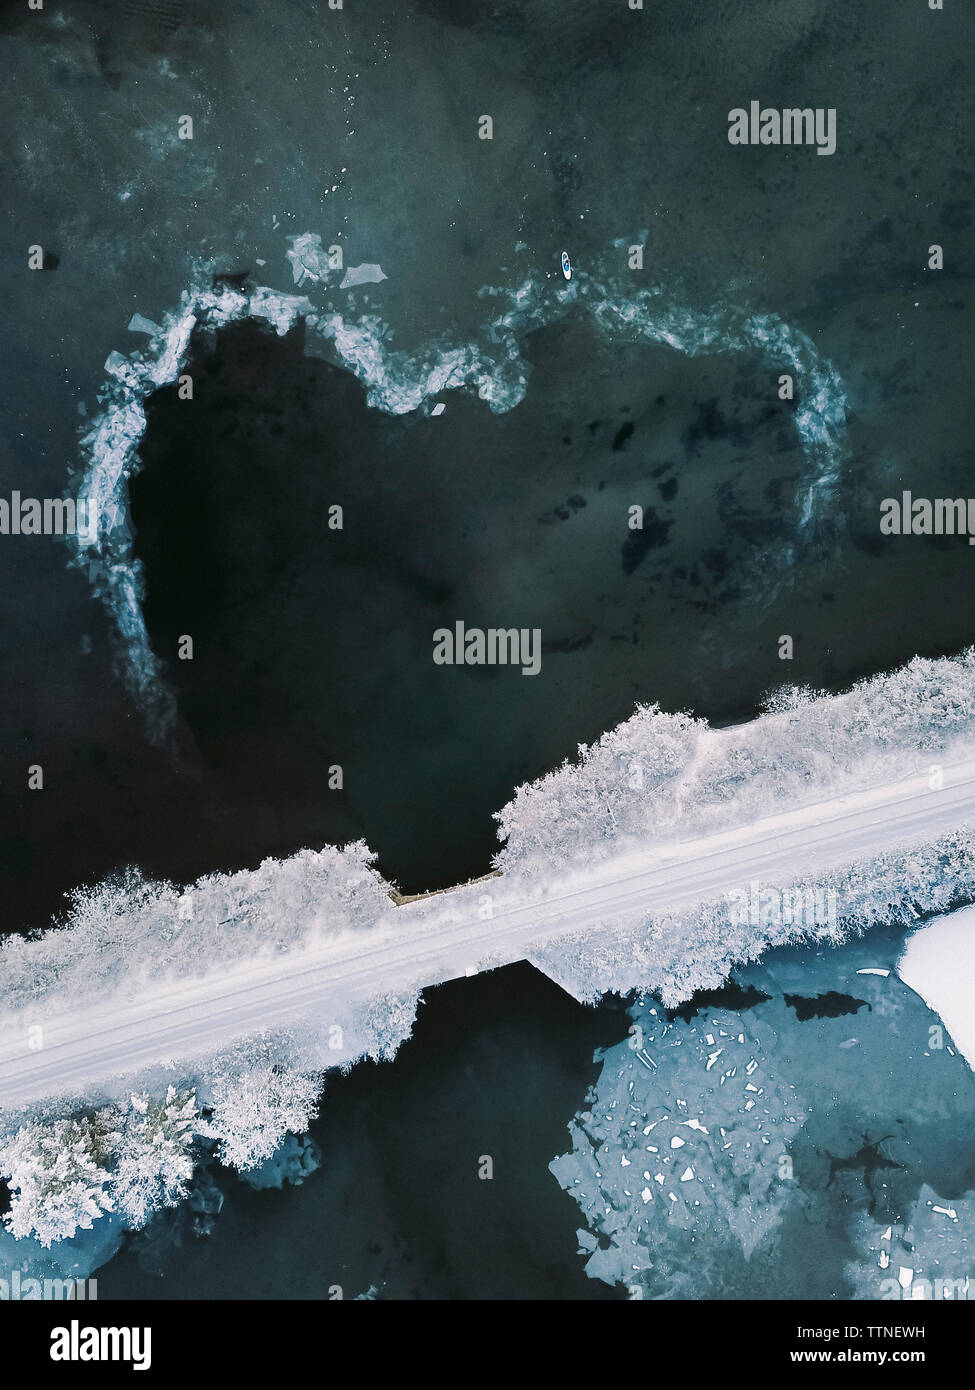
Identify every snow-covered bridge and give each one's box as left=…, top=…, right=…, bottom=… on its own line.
left=2, top=749, right=975, bottom=1112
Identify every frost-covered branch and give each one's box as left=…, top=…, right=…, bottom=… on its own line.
left=0, top=1087, right=197, bottom=1248
left=0, top=843, right=391, bottom=1015
left=495, top=650, right=975, bottom=874
left=530, top=825, right=975, bottom=1006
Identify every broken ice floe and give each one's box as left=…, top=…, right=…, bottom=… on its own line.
left=340, top=262, right=387, bottom=289
left=286, top=232, right=334, bottom=286
left=127, top=313, right=163, bottom=336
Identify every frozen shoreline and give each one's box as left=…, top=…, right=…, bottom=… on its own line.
left=898, top=905, right=975, bottom=1070
left=72, top=240, right=850, bottom=746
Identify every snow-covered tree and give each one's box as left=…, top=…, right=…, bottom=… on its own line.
left=0, top=1086, right=199, bottom=1245
left=0, top=842, right=392, bottom=1018
left=201, top=1063, right=323, bottom=1171
left=495, top=649, right=975, bottom=877
left=0, top=1114, right=114, bottom=1248
left=110, top=1087, right=198, bottom=1228
left=357, top=988, right=420, bottom=1063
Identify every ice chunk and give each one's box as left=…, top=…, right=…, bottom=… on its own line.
left=340, top=263, right=387, bottom=289
left=248, top=287, right=313, bottom=337
left=242, top=1133, right=320, bottom=1189
left=103, top=350, right=131, bottom=379
left=127, top=313, right=162, bottom=336
left=286, top=232, right=335, bottom=286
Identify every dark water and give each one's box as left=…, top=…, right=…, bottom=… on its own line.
left=129, top=312, right=814, bottom=891
left=784, top=990, right=870, bottom=1021
left=2, top=0, right=974, bottom=1298
left=1, top=0, right=974, bottom=916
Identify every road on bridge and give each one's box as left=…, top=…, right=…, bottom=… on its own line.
left=2, top=756, right=975, bottom=1109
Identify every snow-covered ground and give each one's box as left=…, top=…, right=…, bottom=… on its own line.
left=898, top=906, right=975, bottom=1070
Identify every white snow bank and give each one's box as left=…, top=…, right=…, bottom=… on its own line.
left=898, top=906, right=975, bottom=1069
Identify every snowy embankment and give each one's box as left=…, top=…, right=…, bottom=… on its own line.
left=898, top=906, right=975, bottom=1068
left=4, top=651, right=975, bottom=1248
